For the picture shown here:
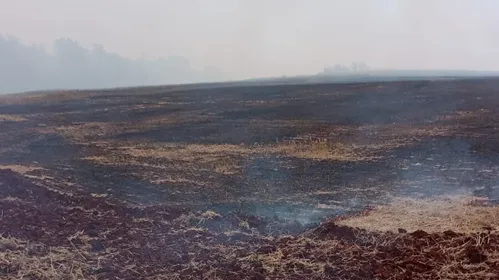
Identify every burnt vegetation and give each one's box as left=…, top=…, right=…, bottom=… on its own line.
left=2, top=78, right=499, bottom=279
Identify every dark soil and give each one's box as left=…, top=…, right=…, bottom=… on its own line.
left=2, top=78, right=499, bottom=278
left=1, top=169, right=499, bottom=279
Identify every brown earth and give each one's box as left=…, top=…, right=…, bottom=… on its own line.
left=1, top=170, right=499, bottom=279
left=2, top=78, right=499, bottom=279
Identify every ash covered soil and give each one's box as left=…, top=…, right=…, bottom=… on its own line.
left=2, top=78, right=499, bottom=279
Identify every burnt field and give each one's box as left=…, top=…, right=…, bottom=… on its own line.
left=2, top=78, right=499, bottom=279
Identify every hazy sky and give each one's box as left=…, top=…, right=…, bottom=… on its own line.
left=1, top=0, right=499, bottom=79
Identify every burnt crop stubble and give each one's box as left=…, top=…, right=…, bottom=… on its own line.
left=2, top=78, right=499, bottom=279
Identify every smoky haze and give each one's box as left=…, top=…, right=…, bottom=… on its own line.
left=0, top=36, right=225, bottom=94
left=1, top=0, right=499, bottom=93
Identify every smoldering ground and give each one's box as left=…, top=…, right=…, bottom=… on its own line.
left=3, top=79, right=499, bottom=226
left=3, top=79, right=499, bottom=279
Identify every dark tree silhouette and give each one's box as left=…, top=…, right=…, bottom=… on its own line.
left=0, top=36, right=225, bottom=94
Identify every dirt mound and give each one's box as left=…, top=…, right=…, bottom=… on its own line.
left=1, top=170, right=499, bottom=279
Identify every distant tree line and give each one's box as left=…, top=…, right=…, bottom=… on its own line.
left=0, top=36, right=225, bottom=94
left=323, top=62, right=370, bottom=75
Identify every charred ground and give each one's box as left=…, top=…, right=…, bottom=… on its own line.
left=2, top=78, right=499, bottom=279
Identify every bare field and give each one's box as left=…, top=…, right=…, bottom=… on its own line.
left=2, top=79, right=499, bottom=278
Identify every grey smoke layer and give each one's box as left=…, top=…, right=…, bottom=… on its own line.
left=0, top=36, right=225, bottom=94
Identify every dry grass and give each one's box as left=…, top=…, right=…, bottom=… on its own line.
left=85, top=143, right=247, bottom=177
left=358, top=123, right=459, bottom=141
left=55, top=113, right=210, bottom=142
left=55, top=120, right=176, bottom=142
left=55, top=122, right=134, bottom=141
left=271, top=141, right=374, bottom=161
left=0, top=165, right=44, bottom=174
left=128, top=143, right=251, bottom=174
left=435, top=109, right=491, bottom=122
left=0, top=236, right=97, bottom=280
left=0, top=91, right=95, bottom=105
left=243, top=238, right=332, bottom=276
left=0, top=115, right=26, bottom=122
left=338, top=195, right=499, bottom=233
left=84, top=140, right=373, bottom=186
left=52, top=112, right=466, bottom=167
left=82, top=139, right=386, bottom=188
left=124, top=140, right=374, bottom=163
left=150, top=176, right=207, bottom=186
left=123, top=143, right=254, bottom=159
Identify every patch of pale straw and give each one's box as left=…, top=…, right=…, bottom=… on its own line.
left=0, top=236, right=97, bottom=280
left=338, top=195, right=499, bottom=233
left=0, top=115, right=26, bottom=122
left=0, top=165, right=44, bottom=174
